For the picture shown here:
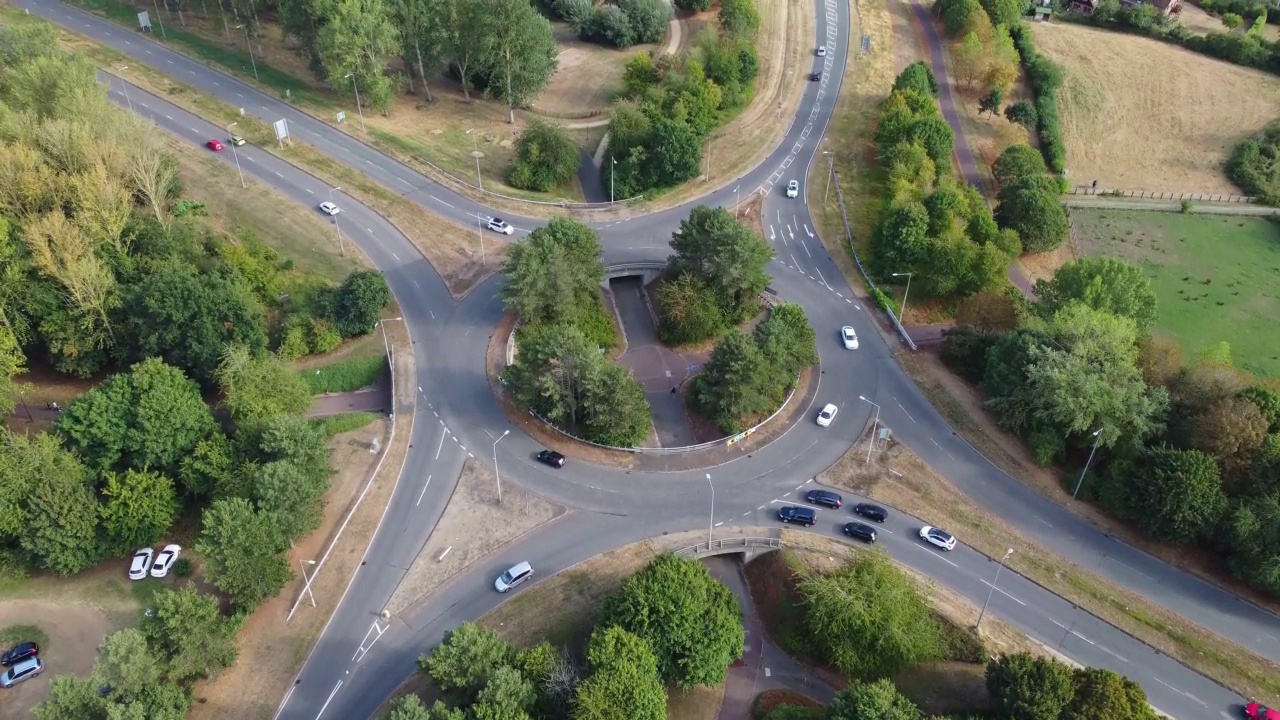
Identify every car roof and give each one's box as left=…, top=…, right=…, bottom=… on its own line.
left=11, top=656, right=40, bottom=671
left=822, top=403, right=837, bottom=411
left=507, top=560, right=532, bottom=575
left=930, top=528, right=954, bottom=540
left=784, top=505, right=815, bottom=515
left=811, top=489, right=839, bottom=497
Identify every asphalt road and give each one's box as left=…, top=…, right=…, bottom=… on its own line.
left=19, top=0, right=1280, bottom=717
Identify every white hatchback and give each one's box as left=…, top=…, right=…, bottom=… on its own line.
left=841, top=326, right=859, bottom=350
left=318, top=201, right=341, bottom=216
left=817, top=45, right=827, bottom=57
left=816, top=403, right=838, bottom=427
left=786, top=180, right=799, bottom=198
left=487, top=218, right=514, bottom=235
left=919, top=526, right=957, bottom=551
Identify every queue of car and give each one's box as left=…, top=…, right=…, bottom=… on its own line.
left=775, top=488, right=958, bottom=553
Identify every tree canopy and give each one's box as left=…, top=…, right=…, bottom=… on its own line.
left=502, top=218, right=606, bottom=328
left=1033, top=258, right=1157, bottom=332
left=986, top=653, right=1076, bottom=720
left=195, top=498, right=293, bottom=609
left=668, top=205, right=774, bottom=322
left=509, top=119, right=581, bottom=192
left=995, top=175, right=1068, bottom=254
left=828, top=679, right=922, bottom=720
left=572, top=626, right=666, bottom=720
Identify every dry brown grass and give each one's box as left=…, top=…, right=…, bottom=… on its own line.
left=668, top=682, right=727, bottom=720
left=385, top=459, right=565, bottom=617
left=1029, top=21, right=1280, bottom=194
left=0, top=600, right=119, bottom=718
left=816, top=433, right=1280, bottom=702
left=534, top=26, right=651, bottom=119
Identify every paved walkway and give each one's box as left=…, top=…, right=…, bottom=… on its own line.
left=611, top=277, right=698, bottom=447
left=703, top=555, right=837, bottom=719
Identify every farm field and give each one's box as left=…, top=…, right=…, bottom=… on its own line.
left=1071, top=208, right=1280, bottom=376
left=1029, top=21, right=1280, bottom=195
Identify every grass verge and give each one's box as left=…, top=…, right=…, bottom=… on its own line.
left=0, top=623, right=49, bottom=647
left=301, top=355, right=389, bottom=394
left=311, top=412, right=382, bottom=437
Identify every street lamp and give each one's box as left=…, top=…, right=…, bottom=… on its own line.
left=328, top=186, right=346, bottom=256
left=705, top=473, right=714, bottom=546
left=857, top=395, right=881, bottom=464
left=823, top=150, right=835, bottom=204
left=472, top=133, right=483, bottom=191
left=1072, top=427, right=1104, bottom=500
left=892, top=272, right=912, bottom=323
left=344, top=73, right=366, bottom=131
left=235, top=24, right=258, bottom=82
left=975, top=548, right=1014, bottom=630
left=226, top=122, right=245, bottom=188
left=493, top=430, right=510, bottom=503
left=150, top=0, right=167, bottom=38
left=117, top=66, right=133, bottom=111
left=298, top=559, right=318, bottom=608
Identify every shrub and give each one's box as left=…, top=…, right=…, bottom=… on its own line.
left=893, top=60, right=940, bottom=97
left=327, top=270, right=392, bottom=338
left=173, top=557, right=193, bottom=577
left=1223, top=11, right=1244, bottom=26
left=311, top=412, right=382, bottom=436
left=1008, top=24, right=1066, bottom=173
left=585, top=5, right=636, bottom=47
left=617, top=0, right=672, bottom=44
left=277, top=323, right=311, bottom=361
left=995, top=174, right=1069, bottom=253
left=301, top=355, right=389, bottom=394
left=1226, top=121, right=1280, bottom=204
left=675, top=0, right=712, bottom=9
left=1003, top=99, right=1037, bottom=129
left=552, top=0, right=593, bottom=27
left=308, top=318, right=343, bottom=354
left=508, top=119, right=580, bottom=192
left=992, top=143, right=1047, bottom=188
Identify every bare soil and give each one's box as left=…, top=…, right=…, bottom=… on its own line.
left=0, top=601, right=116, bottom=719
left=385, top=459, right=565, bottom=617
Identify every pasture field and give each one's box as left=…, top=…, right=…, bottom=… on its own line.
left=1071, top=208, right=1280, bottom=376
left=1028, top=21, right=1280, bottom=195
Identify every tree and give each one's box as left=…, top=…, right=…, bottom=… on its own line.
left=675, top=0, right=712, bottom=10
left=982, top=0, right=1029, bottom=26
left=753, top=303, right=818, bottom=389
left=953, top=32, right=986, bottom=87
left=92, top=629, right=164, bottom=701
left=216, top=345, right=314, bottom=434
left=572, top=626, right=666, bottom=720
left=55, top=357, right=219, bottom=477
left=668, top=205, right=774, bottom=321
left=312, top=0, right=401, bottom=111
left=893, top=61, right=939, bottom=97
left=422, top=622, right=514, bottom=695
left=656, top=273, right=726, bottom=345
left=328, top=270, right=391, bottom=338
left=992, top=143, right=1046, bottom=191
left=0, top=326, right=24, bottom=417
left=622, top=53, right=659, bottom=94
left=978, top=87, right=1002, bottom=116
left=718, top=0, right=761, bottom=37
left=481, top=0, right=558, bottom=122
left=33, top=676, right=107, bottom=720
left=1227, top=493, right=1280, bottom=594
left=798, top=551, right=943, bottom=678
left=99, top=469, right=178, bottom=556
left=937, top=0, right=983, bottom=35
left=986, top=653, right=1075, bottom=720
left=502, top=218, right=605, bottom=327
left=509, top=119, right=581, bottom=192
left=995, top=174, right=1068, bottom=253
left=20, top=464, right=100, bottom=575
left=1135, top=337, right=1182, bottom=389
left=1004, top=100, right=1037, bottom=129
left=646, top=117, right=704, bottom=188
left=386, top=695, right=433, bottom=720
left=691, top=329, right=772, bottom=433
left=1062, top=668, right=1158, bottom=720
left=828, top=679, right=921, bottom=720
left=1189, top=396, right=1269, bottom=482
left=870, top=201, right=931, bottom=279
left=472, top=665, right=537, bottom=720
left=1033, top=258, right=1157, bottom=332
left=141, top=584, right=239, bottom=683
left=1120, top=445, right=1226, bottom=542
left=393, top=0, right=450, bottom=102
left=617, top=0, right=672, bottom=44
left=955, top=290, right=1020, bottom=334
left=985, top=26, right=1021, bottom=94
left=585, top=5, right=635, bottom=47
left=597, top=553, right=744, bottom=688
left=1239, top=385, right=1280, bottom=433
left=908, top=116, right=956, bottom=177
left=195, top=498, right=292, bottom=609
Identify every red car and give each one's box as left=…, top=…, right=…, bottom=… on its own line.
left=206, top=139, right=224, bottom=151
left=1246, top=702, right=1280, bottom=720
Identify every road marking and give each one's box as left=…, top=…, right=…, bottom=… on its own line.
left=435, top=430, right=447, bottom=459
left=914, top=544, right=959, bottom=567
left=316, top=680, right=343, bottom=719
left=1097, top=644, right=1128, bottom=663
left=980, top=579, right=1026, bottom=605
left=894, top=399, right=915, bottom=423
left=758, top=505, right=766, bottom=510
left=782, top=492, right=791, bottom=497
left=764, top=668, right=771, bottom=677
left=929, top=437, right=957, bottom=461
left=742, top=511, right=751, bottom=517
left=164, top=114, right=173, bottom=120
left=715, top=521, right=724, bottom=527
left=415, top=474, right=433, bottom=506
left=1035, top=516, right=1054, bottom=528
left=306, top=188, right=314, bottom=194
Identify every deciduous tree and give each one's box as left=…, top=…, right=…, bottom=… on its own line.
left=828, top=679, right=921, bottom=720
left=718, top=0, right=761, bottom=37
left=978, top=87, right=1003, bottom=115
left=982, top=0, right=1030, bottom=26
left=195, top=498, right=292, bottom=609
left=422, top=622, right=514, bottom=695
left=1189, top=396, right=1269, bottom=482
left=1033, top=258, right=1157, bottom=332
left=386, top=695, right=433, bottom=720
left=1239, top=385, right=1280, bottom=432
left=691, top=329, right=771, bottom=433
left=656, top=273, right=726, bottom=345
left=617, top=0, right=672, bottom=44
left=754, top=303, right=818, bottom=388
left=668, top=205, right=774, bottom=321
left=216, top=345, right=313, bottom=434
left=1062, top=668, right=1158, bottom=720
left=1227, top=492, right=1280, bottom=594
left=141, top=584, right=239, bottom=683
left=313, top=0, right=401, bottom=112
left=986, top=653, right=1075, bottom=720
left=33, top=676, right=107, bottom=720
left=995, top=175, right=1068, bottom=253
left=893, top=61, right=939, bottom=97
left=508, top=119, right=581, bottom=192
left=1004, top=99, right=1037, bottom=130
left=481, top=0, right=559, bottom=123
left=92, top=628, right=164, bottom=700
left=20, top=458, right=100, bottom=575
left=392, top=0, right=449, bottom=101
left=572, top=626, right=666, bottom=720
left=99, top=469, right=178, bottom=556
left=472, top=665, right=536, bottom=720
left=328, top=269, right=391, bottom=338
left=953, top=32, right=986, bottom=87
left=1120, top=445, right=1226, bottom=542
left=502, top=219, right=605, bottom=327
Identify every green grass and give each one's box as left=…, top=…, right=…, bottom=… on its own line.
left=300, top=355, right=388, bottom=394
left=311, top=411, right=382, bottom=436
left=0, top=624, right=49, bottom=649
left=1072, top=209, right=1280, bottom=376
left=128, top=577, right=169, bottom=608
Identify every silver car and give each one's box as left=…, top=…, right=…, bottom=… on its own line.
left=494, top=561, right=533, bottom=593
left=0, top=657, right=43, bottom=688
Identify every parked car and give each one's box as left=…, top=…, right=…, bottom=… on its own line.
left=229, top=134, right=246, bottom=146
left=487, top=218, right=514, bottom=235
left=205, top=139, right=224, bottom=151
left=853, top=502, right=888, bottom=523
left=0, top=657, right=43, bottom=688
left=1246, top=702, right=1280, bottom=720
left=816, top=403, right=838, bottom=427
left=128, top=548, right=154, bottom=581
left=318, top=201, right=341, bottom=216
left=786, top=180, right=799, bottom=198
left=807, top=72, right=821, bottom=82
left=1, top=642, right=38, bottom=667
left=843, top=521, right=877, bottom=544
left=494, top=561, right=533, bottom=593
left=150, top=544, right=181, bottom=578
left=536, top=449, right=566, bottom=468
left=841, top=326, right=859, bottom=350
left=778, top=505, right=816, bottom=527
left=919, top=525, right=957, bottom=551
left=805, top=489, right=842, bottom=509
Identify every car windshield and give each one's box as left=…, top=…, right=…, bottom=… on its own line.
left=500, top=570, right=514, bottom=584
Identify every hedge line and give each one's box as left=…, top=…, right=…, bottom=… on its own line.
left=1007, top=23, right=1066, bottom=174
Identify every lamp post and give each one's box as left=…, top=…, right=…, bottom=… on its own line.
left=892, top=271, right=912, bottom=323
left=472, top=133, right=483, bottom=191
left=226, top=122, right=245, bottom=189
left=975, top=548, right=1014, bottom=630
left=858, top=395, right=881, bottom=464
left=235, top=24, right=258, bottom=81
left=1072, top=427, right=1104, bottom=500
left=823, top=150, right=834, bottom=204
left=610, top=156, right=616, bottom=204
left=117, top=66, right=133, bottom=111
left=328, top=186, right=346, bottom=256
left=493, top=430, right=510, bottom=503
left=705, top=473, right=715, bottom=546
left=150, top=0, right=167, bottom=37
left=298, top=559, right=318, bottom=608
left=344, top=73, right=366, bottom=131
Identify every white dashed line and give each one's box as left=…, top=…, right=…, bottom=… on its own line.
left=980, top=579, right=1025, bottom=606
left=914, top=545, right=959, bottom=567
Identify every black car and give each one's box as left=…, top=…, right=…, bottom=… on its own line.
left=536, top=450, right=566, bottom=468
left=805, top=489, right=843, bottom=509
left=843, top=522, right=877, bottom=544
left=778, top=505, right=817, bottom=527
left=1, top=641, right=38, bottom=667
left=807, top=72, right=821, bottom=82
left=853, top=502, right=888, bottom=523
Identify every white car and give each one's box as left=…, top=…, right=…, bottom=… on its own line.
left=817, top=45, right=827, bottom=57
left=128, top=548, right=154, bottom=581
left=919, top=526, right=957, bottom=552
left=786, top=180, right=799, bottom=198
left=487, top=218, right=514, bottom=235
left=318, top=201, right=341, bottom=216
left=816, top=403, right=838, bottom=427
left=841, top=326, right=859, bottom=350
left=150, top=544, right=182, bottom=578
left=495, top=561, right=533, bottom=593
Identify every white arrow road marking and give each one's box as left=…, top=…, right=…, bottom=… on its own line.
left=804, top=224, right=814, bottom=238
left=769, top=226, right=776, bottom=241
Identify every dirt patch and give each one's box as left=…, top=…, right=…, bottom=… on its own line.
left=0, top=601, right=115, bottom=719
left=535, top=28, right=652, bottom=119
left=752, top=689, right=824, bottom=718
left=188, top=319, right=414, bottom=720
left=1029, top=21, right=1280, bottom=195
left=816, top=433, right=1280, bottom=701
left=893, top=661, right=991, bottom=717
left=1015, top=240, right=1077, bottom=286
left=668, top=682, right=727, bottom=720
left=385, top=459, right=565, bottom=617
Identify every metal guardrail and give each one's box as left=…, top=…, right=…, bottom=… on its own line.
left=675, top=537, right=784, bottom=557
left=1067, top=187, right=1258, bottom=203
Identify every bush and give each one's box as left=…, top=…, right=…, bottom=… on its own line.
left=940, top=327, right=995, bottom=383
left=311, top=412, right=382, bottom=436
left=552, top=0, right=593, bottom=27
left=1226, top=121, right=1280, bottom=204
left=508, top=119, right=580, bottom=192
left=675, top=0, right=712, bottom=9
left=301, top=355, right=389, bottom=394
left=995, top=174, right=1069, bottom=253
left=992, top=143, right=1047, bottom=188
left=1007, top=24, right=1066, bottom=173
left=327, top=270, right=392, bottom=338
left=617, top=0, right=672, bottom=44
left=585, top=5, right=635, bottom=47
left=893, top=60, right=940, bottom=97
left=277, top=323, right=311, bottom=361
left=308, top=318, right=343, bottom=354
left=173, top=557, right=193, bottom=577
left=1003, top=99, right=1037, bottom=129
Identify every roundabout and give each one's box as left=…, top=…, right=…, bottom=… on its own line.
left=17, top=0, right=1280, bottom=717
